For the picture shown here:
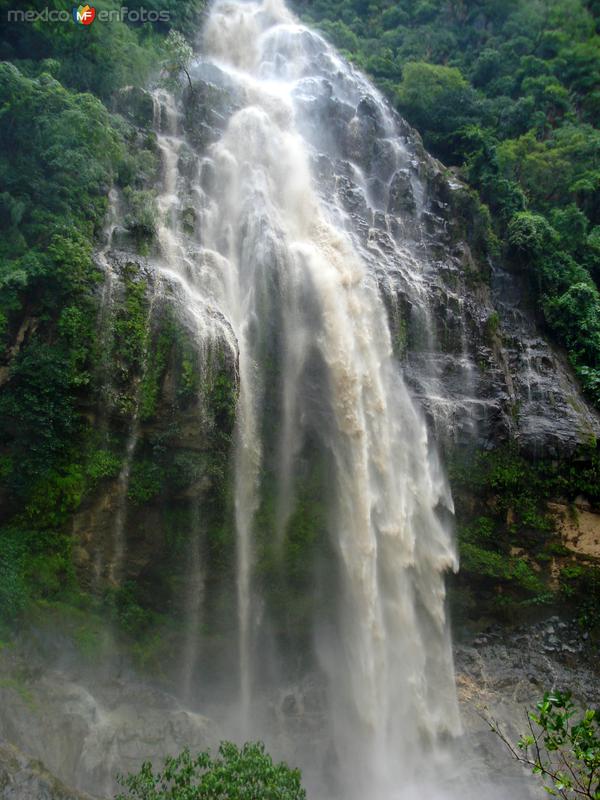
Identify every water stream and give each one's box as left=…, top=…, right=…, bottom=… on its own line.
left=149, top=1, right=462, bottom=796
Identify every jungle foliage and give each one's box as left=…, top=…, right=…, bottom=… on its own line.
left=489, top=692, right=600, bottom=799
left=115, top=742, right=306, bottom=800
left=449, top=446, right=600, bottom=630
left=0, top=0, right=203, bottom=631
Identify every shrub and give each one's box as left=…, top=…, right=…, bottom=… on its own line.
left=115, top=742, right=306, bottom=800
left=489, top=692, right=600, bottom=799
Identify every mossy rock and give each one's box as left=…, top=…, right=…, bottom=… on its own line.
left=113, top=86, right=155, bottom=129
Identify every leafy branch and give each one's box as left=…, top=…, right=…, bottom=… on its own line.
left=161, top=30, right=194, bottom=95
left=484, top=692, right=600, bottom=799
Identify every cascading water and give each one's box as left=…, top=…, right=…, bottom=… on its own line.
left=142, top=0, right=464, bottom=797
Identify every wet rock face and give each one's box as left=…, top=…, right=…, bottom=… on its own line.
left=239, top=63, right=598, bottom=456
left=115, top=71, right=600, bottom=459
left=388, top=169, right=416, bottom=215
left=490, top=268, right=599, bottom=458
left=182, top=70, right=243, bottom=151
left=0, top=638, right=214, bottom=799
left=549, top=499, right=600, bottom=559
left=457, top=616, right=599, bottom=693
left=0, top=743, right=94, bottom=800
left=70, top=250, right=238, bottom=612
left=112, top=86, right=155, bottom=129
left=455, top=615, right=600, bottom=798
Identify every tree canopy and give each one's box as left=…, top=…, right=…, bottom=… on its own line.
left=115, top=742, right=307, bottom=800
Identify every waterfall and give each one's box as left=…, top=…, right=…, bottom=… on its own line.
left=149, top=0, right=462, bottom=795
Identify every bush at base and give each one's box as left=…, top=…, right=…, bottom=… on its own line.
left=115, top=741, right=306, bottom=800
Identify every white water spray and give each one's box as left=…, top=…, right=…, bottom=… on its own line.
left=199, top=1, right=460, bottom=795
left=148, top=1, right=462, bottom=794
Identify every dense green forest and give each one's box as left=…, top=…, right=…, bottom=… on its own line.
left=296, top=0, right=600, bottom=405
left=0, top=0, right=203, bottom=630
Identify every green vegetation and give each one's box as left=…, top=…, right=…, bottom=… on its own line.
left=0, top=2, right=205, bottom=632
left=162, top=29, right=195, bottom=94
left=115, top=742, right=306, bottom=800
left=489, top=692, right=600, bottom=799
left=0, top=0, right=204, bottom=100
left=206, top=349, right=237, bottom=441
left=294, top=0, right=600, bottom=407
left=449, top=447, right=600, bottom=625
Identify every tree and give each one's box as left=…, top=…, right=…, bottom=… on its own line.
left=395, top=61, right=477, bottom=162
left=487, top=692, right=600, bottom=799
left=161, top=30, right=194, bottom=94
left=115, top=741, right=307, bottom=800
